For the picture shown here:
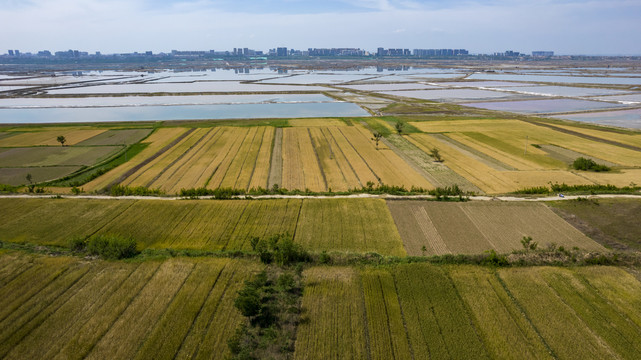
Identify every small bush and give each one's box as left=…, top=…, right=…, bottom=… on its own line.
left=69, top=237, right=87, bottom=252
left=482, top=250, right=509, bottom=267
left=319, top=251, right=332, bottom=264
left=86, top=235, right=138, bottom=259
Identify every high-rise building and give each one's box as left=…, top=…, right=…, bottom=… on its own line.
left=532, top=51, right=554, bottom=57
left=276, top=47, right=288, bottom=57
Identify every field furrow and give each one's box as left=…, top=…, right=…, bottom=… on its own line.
left=207, top=128, right=250, bottom=189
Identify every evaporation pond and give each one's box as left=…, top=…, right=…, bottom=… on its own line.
left=378, top=89, right=520, bottom=102
left=553, top=108, right=641, bottom=129
left=0, top=102, right=370, bottom=124
left=461, top=99, right=626, bottom=113
left=0, top=94, right=333, bottom=108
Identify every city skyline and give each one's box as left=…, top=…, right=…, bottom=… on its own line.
left=1, top=0, right=640, bottom=56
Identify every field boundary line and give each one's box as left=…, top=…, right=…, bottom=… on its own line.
left=233, top=127, right=260, bottom=190
left=267, top=128, right=283, bottom=189
left=542, top=273, right=621, bottom=358
left=358, top=272, right=373, bottom=360
left=84, top=200, right=138, bottom=240
left=106, top=128, right=196, bottom=190
left=218, top=202, right=250, bottom=251
left=391, top=271, right=416, bottom=360
left=82, top=262, right=163, bottom=358
left=155, top=128, right=220, bottom=190
left=132, top=262, right=197, bottom=358
left=145, top=129, right=212, bottom=188
left=319, top=127, right=352, bottom=188
left=161, top=202, right=200, bottom=248
left=494, top=271, right=558, bottom=359
left=0, top=266, right=92, bottom=358
left=174, top=261, right=228, bottom=358
left=525, top=120, right=641, bottom=153
left=291, top=199, right=304, bottom=241
left=49, top=262, right=143, bottom=360
left=335, top=127, right=382, bottom=185
left=413, top=206, right=451, bottom=255
left=190, top=265, right=238, bottom=360
left=0, top=264, right=72, bottom=324
left=246, top=127, right=266, bottom=190
left=307, top=128, right=328, bottom=191
left=376, top=274, right=398, bottom=360
left=458, top=204, right=499, bottom=252
left=442, top=270, right=491, bottom=359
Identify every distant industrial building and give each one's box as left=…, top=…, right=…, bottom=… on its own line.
left=532, top=51, right=554, bottom=57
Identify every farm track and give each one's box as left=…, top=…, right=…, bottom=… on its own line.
left=2, top=193, right=639, bottom=202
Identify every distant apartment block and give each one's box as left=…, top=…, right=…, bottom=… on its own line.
left=308, top=48, right=366, bottom=56
left=276, top=47, right=288, bottom=57
left=377, top=48, right=411, bottom=56
left=413, top=49, right=469, bottom=57
left=532, top=51, right=554, bottom=57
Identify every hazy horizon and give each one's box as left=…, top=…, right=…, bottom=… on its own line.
left=2, top=0, right=641, bottom=56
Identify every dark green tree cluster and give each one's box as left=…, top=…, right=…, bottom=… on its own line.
left=228, top=269, right=304, bottom=359
left=572, top=157, right=610, bottom=172
left=250, top=234, right=310, bottom=266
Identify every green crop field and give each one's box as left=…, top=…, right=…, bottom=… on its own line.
left=0, top=198, right=404, bottom=255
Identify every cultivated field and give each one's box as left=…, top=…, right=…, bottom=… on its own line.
left=0, top=252, right=258, bottom=360
left=404, top=118, right=641, bottom=193
left=0, top=198, right=405, bottom=255
left=282, top=125, right=432, bottom=192
left=0, top=128, right=154, bottom=185
left=549, top=198, right=641, bottom=250
left=387, top=200, right=604, bottom=256
left=75, top=123, right=433, bottom=193
left=296, top=263, right=641, bottom=359
left=0, top=129, right=107, bottom=147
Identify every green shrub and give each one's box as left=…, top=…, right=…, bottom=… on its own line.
left=69, top=236, right=87, bottom=252
left=86, top=235, right=138, bottom=259
left=110, top=185, right=164, bottom=197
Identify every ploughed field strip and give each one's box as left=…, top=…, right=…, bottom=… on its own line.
left=407, top=119, right=641, bottom=193
left=0, top=128, right=151, bottom=186
left=0, top=252, right=257, bottom=360
left=387, top=200, right=605, bottom=256
left=0, top=198, right=404, bottom=255
left=296, top=263, right=641, bottom=360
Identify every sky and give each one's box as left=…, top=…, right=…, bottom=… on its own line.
left=2, top=0, right=641, bottom=55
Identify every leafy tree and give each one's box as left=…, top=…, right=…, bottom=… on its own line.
left=395, top=121, right=405, bottom=135
left=430, top=147, right=443, bottom=162
left=371, top=131, right=383, bottom=150
left=56, top=135, right=67, bottom=147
